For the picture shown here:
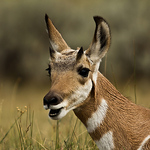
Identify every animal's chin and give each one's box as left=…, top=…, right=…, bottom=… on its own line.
left=48, top=107, right=67, bottom=120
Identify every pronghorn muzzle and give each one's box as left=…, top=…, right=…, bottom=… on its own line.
left=43, top=91, right=63, bottom=118
left=43, top=91, right=63, bottom=106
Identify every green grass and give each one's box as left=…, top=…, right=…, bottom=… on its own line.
left=0, top=82, right=149, bottom=150
left=0, top=82, right=150, bottom=150
left=0, top=83, right=97, bottom=150
left=0, top=106, right=97, bottom=150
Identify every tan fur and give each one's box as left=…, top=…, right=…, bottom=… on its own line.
left=45, top=15, right=69, bottom=52
left=44, top=14, right=150, bottom=149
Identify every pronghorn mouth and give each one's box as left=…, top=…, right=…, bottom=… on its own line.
left=49, top=107, right=63, bottom=117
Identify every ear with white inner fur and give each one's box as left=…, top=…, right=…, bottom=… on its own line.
left=49, top=47, right=59, bottom=61
left=45, top=14, right=70, bottom=52
left=85, top=16, right=111, bottom=63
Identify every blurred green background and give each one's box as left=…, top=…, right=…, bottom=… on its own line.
left=0, top=0, right=150, bottom=85
left=0, top=1, right=150, bottom=149
left=0, top=0, right=150, bottom=99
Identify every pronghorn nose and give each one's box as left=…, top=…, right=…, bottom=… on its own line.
left=43, top=93, right=63, bottom=106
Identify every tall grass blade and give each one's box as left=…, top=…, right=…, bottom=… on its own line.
left=83, top=132, right=89, bottom=149
left=30, top=110, right=34, bottom=149
left=55, top=120, right=60, bottom=150
left=70, top=118, right=78, bottom=143
left=15, top=117, right=24, bottom=150
left=32, top=138, right=48, bottom=150
left=0, top=114, right=22, bottom=144
left=0, top=121, right=16, bottom=144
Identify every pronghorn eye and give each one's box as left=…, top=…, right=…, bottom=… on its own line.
left=78, top=67, right=90, bottom=77
left=46, top=65, right=51, bottom=77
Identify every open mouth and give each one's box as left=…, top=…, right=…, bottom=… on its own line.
left=49, top=107, right=63, bottom=118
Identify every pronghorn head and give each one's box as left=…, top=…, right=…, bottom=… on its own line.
left=43, top=14, right=111, bottom=120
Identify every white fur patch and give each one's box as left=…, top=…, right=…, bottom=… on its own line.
left=89, top=43, right=101, bottom=63
left=67, top=79, right=93, bottom=110
left=61, top=49, right=75, bottom=53
left=50, top=100, right=68, bottom=109
left=49, top=40, right=59, bottom=51
left=86, top=99, right=108, bottom=133
left=137, top=135, right=150, bottom=150
left=43, top=105, right=49, bottom=110
left=95, top=131, right=114, bottom=150
left=92, top=60, right=101, bottom=84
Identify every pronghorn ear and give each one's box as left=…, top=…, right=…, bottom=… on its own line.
left=49, top=47, right=57, bottom=60
left=85, top=16, right=111, bottom=63
left=45, top=14, right=70, bottom=52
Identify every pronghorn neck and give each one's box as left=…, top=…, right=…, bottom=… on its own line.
left=74, top=72, right=150, bottom=149
left=74, top=72, right=125, bottom=126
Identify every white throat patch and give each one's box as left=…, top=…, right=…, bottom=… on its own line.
left=86, top=98, right=108, bottom=133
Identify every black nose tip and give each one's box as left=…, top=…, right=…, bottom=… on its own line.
left=49, top=97, right=59, bottom=105
left=43, top=94, right=63, bottom=107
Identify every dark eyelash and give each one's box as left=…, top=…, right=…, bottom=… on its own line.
left=46, top=65, right=51, bottom=76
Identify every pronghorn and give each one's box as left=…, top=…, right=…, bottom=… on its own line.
left=43, top=14, right=150, bottom=150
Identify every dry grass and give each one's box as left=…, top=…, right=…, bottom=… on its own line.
left=0, top=77, right=150, bottom=149
left=0, top=81, right=97, bottom=149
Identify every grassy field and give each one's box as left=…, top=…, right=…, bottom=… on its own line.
left=0, top=81, right=98, bottom=150
left=0, top=79, right=150, bottom=149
